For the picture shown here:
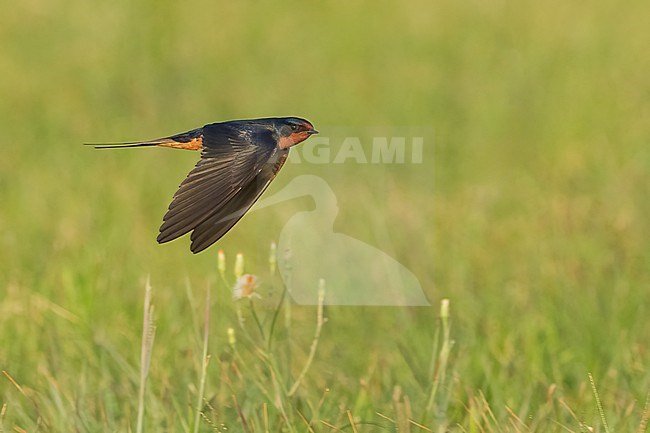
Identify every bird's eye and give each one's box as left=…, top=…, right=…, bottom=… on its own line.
left=290, top=124, right=299, bottom=131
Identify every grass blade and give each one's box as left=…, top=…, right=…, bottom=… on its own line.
left=136, top=277, right=156, bottom=433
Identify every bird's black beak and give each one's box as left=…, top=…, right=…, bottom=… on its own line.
left=307, top=129, right=319, bottom=135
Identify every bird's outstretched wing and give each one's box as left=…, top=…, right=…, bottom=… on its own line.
left=157, top=122, right=288, bottom=253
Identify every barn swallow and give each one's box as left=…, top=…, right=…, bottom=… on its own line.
left=91, top=117, right=318, bottom=253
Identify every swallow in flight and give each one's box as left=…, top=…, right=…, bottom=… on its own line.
left=92, top=117, right=318, bottom=253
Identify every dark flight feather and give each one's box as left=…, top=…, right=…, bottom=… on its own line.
left=157, top=122, right=288, bottom=252
left=188, top=152, right=289, bottom=252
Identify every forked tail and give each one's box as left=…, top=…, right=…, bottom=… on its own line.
left=85, top=141, right=162, bottom=149
left=85, top=128, right=203, bottom=150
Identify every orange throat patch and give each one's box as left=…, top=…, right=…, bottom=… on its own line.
left=278, top=132, right=311, bottom=149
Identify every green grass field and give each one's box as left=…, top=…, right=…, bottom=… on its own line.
left=1, top=0, right=649, bottom=431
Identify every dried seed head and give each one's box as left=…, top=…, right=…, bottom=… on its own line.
left=269, top=242, right=277, bottom=275
left=217, top=250, right=226, bottom=279
left=234, top=253, right=244, bottom=279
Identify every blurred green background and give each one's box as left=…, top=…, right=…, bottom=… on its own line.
left=1, top=0, right=649, bottom=431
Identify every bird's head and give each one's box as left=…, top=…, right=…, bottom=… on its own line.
left=276, top=117, right=318, bottom=149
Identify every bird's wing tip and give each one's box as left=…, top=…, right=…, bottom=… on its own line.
left=190, top=241, right=209, bottom=254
